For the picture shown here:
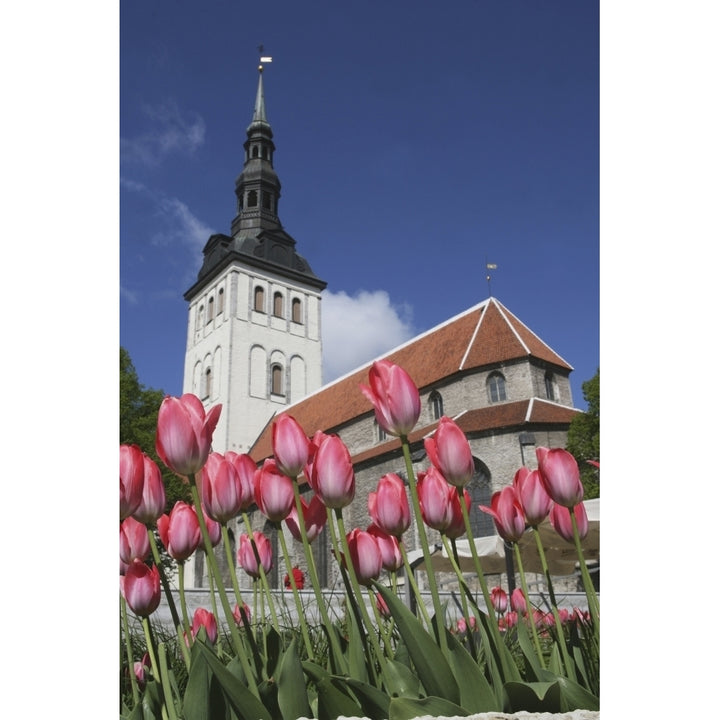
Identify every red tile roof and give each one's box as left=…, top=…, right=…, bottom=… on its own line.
left=249, top=298, right=575, bottom=462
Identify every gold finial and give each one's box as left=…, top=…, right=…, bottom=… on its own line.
left=257, top=44, right=272, bottom=71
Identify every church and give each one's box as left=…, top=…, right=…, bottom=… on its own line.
left=181, top=63, right=583, bottom=592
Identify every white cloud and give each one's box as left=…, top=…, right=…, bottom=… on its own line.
left=154, top=196, right=213, bottom=254
left=321, top=290, right=416, bottom=383
left=121, top=101, right=205, bottom=166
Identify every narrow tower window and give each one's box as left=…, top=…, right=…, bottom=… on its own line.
left=207, top=297, right=214, bottom=323
left=429, top=391, right=443, bottom=420
left=217, top=288, right=225, bottom=315
left=271, top=364, right=284, bottom=396
left=254, top=286, right=265, bottom=312
left=247, top=190, right=258, bottom=207
left=544, top=372, right=556, bottom=401
left=487, top=372, right=507, bottom=403
left=291, top=298, right=302, bottom=323
left=273, top=292, right=284, bottom=318
left=204, top=368, right=213, bottom=399
left=262, top=192, right=272, bottom=210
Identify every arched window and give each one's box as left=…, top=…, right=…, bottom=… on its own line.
left=466, top=459, right=493, bottom=537
left=544, top=372, right=556, bottom=401
left=291, top=298, right=302, bottom=323
left=262, top=192, right=271, bottom=210
left=271, top=364, right=284, bottom=396
left=254, top=286, right=265, bottom=312
left=197, top=305, right=204, bottom=331
left=217, top=288, right=225, bottom=315
left=375, top=420, right=387, bottom=443
left=429, top=390, right=444, bottom=420
left=487, top=372, right=507, bottom=403
left=204, top=368, right=212, bottom=399
left=207, top=297, right=214, bottom=323
left=252, top=146, right=259, bottom=159
left=247, top=190, right=258, bottom=207
left=273, top=292, right=284, bottom=318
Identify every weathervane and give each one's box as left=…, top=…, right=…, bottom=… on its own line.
left=486, top=258, right=497, bottom=297
left=257, top=44, right=273, bottom=71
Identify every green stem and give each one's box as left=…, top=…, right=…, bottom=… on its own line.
left=141, top=616, right=171, bottom=720
left=177, top=562, right=192, bottom=647
left=513, top=542, right=545, bottom=668
left=570, top=508, right=600, bottom=640
left=531, top=526, right=575, bottom=679
left=288, top=483, right=348, bottom=674
left=276, top=525, right=314, bottom=658
left=189, top=482, right=260, bottom=697
left=156, top=642, right=179, bottom=720
left=400, top=437, right=449, bottom=655
left=398, top=539, right=432, bottom=627
left=120, top=594, right=140, bottom=706
left=147, top=528, right=182, bottom=631
left=441, top=535, right=473, bottom=631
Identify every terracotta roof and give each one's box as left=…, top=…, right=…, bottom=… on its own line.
left=249, top=298, right=574, bottom=462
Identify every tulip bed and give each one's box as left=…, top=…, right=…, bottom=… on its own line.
left=120, top=360, right=599, bottom=719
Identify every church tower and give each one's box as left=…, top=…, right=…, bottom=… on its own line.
left=182, top=60, right=327, bottom=454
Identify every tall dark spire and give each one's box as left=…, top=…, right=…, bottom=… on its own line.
left=186, top=58, right=326, bottom=296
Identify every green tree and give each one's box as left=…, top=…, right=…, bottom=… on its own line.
left=566, top=369, right=599, bottom=499
left=120, top=347, right=191, bottom=508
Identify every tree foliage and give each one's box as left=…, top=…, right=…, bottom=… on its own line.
left=120, top=347, right=191, bottom=508
left=566, top=369, right=599, bottom=499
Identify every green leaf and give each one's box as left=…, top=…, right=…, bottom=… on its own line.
left=343, top=677, right=391, bottom=720
left=188, top=641, right=272, bottom=720
left=555, top=675, right=600, bottom=712
left=374, top=583, right=460, bottom=703
left=381, top=658, right=421, bottom=698
left=443, top=627, right=500, bottom=712
left=514, top=620, right=544, bottom=680
left=504, top=680, right=562, bottom=713
left=345, top=598, right=370, bottom=683
left=315, top=676, right=363, bottom=720
left=182, top=643, right=226, bottom=720
left=388, top=694, right=470, bottom=720
left=276, top=639, right=313, bottom=720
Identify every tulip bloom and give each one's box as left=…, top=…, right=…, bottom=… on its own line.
left=416, top=467, right=456, bottom=532
left=306, top=434, right=355, bottom=509
left=490, top=586, right=508, bottom=615
left=132, top=454, right=166, bottom=526
left=367, top=473, right=410, bottom=537
left=510, top=587, right=527, bottom=615
left=424, top=416, right=475, bottom=487
left=133, top=653, right=150, bottom=692
left=444, top=487, right=471, bottom=539
left=238, top=531, right=273, bottom=578
left=120, top=444, right=145, bottom=520
left=375, top=592, right=391, bottom=619
left=284, top=566, right=305, bottom=590
left=513, top=467, right=552, bottom=527
left=479, top=486, right=527, bottom=544
left=367, top=523, right=403, bottom=571
left=272, top=414, right=310, bottom=478
left=285, top=494, right=327, bottom=542
left=191, top=608, right=218, bottom=644
left=233, top=602, right=252, bottom=626
left=202, top=505, right=222, bottom=547
left=343, top=528, right=383, bottom=585
left=202, top=452, right=245, bottom=524
left=549, top=501, right=588, bottom=543
left=536, top=447, right=584, bottom=508
left=155, top=394, right=221, bottom=477
left=120, top=516, right=150, bottom=567
left=360, top=359, right=421, bottom=437
left=254, top=459, right=295, bottom=522
left=157, top=501, right=201, bottom=562
left=121, top=560, right=161, bottom=617
left=224, top=451, right=258, bottom=510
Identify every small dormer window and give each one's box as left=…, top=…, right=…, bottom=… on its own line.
left=487, top=372, right=507, bottom=403
left=544, top=372, right=556, bottom=401
left=429, top=391, right=443, bottom=421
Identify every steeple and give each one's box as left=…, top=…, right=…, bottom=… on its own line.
left=186, top=59, right=325, bottom=297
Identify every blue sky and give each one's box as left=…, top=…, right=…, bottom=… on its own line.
left=120, top=0, right=599, bottom=409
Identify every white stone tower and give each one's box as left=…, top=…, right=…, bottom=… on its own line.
left=182, top=60, right=327, bottom=454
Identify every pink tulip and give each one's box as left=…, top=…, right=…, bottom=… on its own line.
left=360, top=359, right=421, bottom=437
left=502, top=611, right=518, bottom=630
left=306, top=434, right=355, bottom=509
left=233, top=602, right=252, bottom=626
left=343, top=528, right=383, bottom=585
left=191, top=608, right=218, bottom=645
left=367, top=523, right=403, bottom=571
left=549, top=501, right=588, bottom=543
left=368, top=473, right=410, bottom=537
left=456, top=617, right=467, bottom=634
left=285, top=494, right=327, bottom=542
left=121, top=560, right=161, bottom=617
left=155, top=394, right=221, bottom=477
left=416, top=467, right=456, bottom=532
left=202, top=505, right=222, bottom=547
left=133, top=653, right=150, bottom=692
left=120, top=516, right=150, bottom=567
left=513, top=467, right=552, bottom=527
left=272, top=414, right=310, bottom=478
left=224, top=451, right=258, bottom=510
left=536, top=447, right=584, bottom=508
left=424, top=416, right=475, bottom=487
left=238, top=531, right=273, bottom=578
left=375, top=592, right=391, bottom=619
left=157, top=501, right=201, bottom=561
left=479, top=486, right=527, bottom=544
left=132, top=454, right=166, bottom=526
left=254, top=459, right=295, bottom=522
left=491, top=586, right=508, bottom=615
left=120, top=444, right=145, bottom=520
left=444, top=487, right=471, bottom=539
left=510, top=587, right=527, bottom=615
left=202, top=452, right=244, bottom=523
